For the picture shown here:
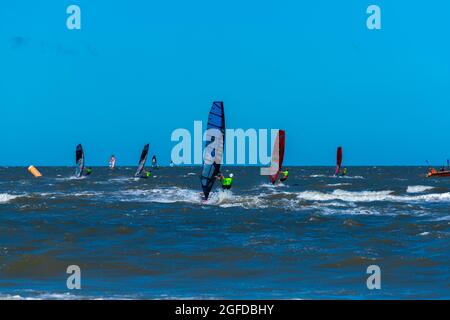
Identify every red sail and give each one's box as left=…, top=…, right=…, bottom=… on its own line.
left=335, top=146, right=343, bottom=175
left=269, top=130, right=286, bottom=184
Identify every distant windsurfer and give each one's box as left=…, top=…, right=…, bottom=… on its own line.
left=152, top=155, right=157, bottom=168
left=217, top=173, right=233, bottom=190
left=140, top=170, right=152, bottom=179
left=109, top=155, right=116, bottom=169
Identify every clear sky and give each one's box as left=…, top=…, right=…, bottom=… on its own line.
left=1, top=1, right=449, bottom=166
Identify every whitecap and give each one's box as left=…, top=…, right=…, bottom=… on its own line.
left=407, top=185, right=434, bottom=194
left=0, top=193, right=18, bottom=203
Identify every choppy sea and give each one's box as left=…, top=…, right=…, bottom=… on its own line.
left=0, top=166, right=449, bottom=299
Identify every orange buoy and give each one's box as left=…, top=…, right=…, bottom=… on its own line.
left=28, top=165, right=42, bottom=178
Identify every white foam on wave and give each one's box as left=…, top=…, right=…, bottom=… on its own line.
left=120, top=187, right=201, bottom=204
left=0, top=193, right=18, bottom=203
left=296, top=189, right=450, bottom=203
left=119, top=187, right=270, bottom=209
left=310, top=174, right=364, bottom=179
left=206, top=190, right=268, bottom=209
left=407, top=185, right=434, bottom=194
left=340, top=175, right=364, bottom=180
left=0, top=292, right=131, bottom=300
left=93, top=176, right=146, bottom=185
left=297, top=190, right=394, bottom=202
left=55, top=176, right=86, bottom=181
left=260, top=182, right=288, bottom=190
left=327, top=183, right=351, bottom=187
left=310, top=174, right=326, bottom=178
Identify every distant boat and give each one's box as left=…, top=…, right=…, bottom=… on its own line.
left=427, top=159, right=450, bottom=178
left=269, top=130, right=285, bottom=185
left=427, top=171, right=450, bottom=178
left=201, top=101, right=225, bottom=200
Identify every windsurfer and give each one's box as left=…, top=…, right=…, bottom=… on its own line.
left=84, top=168, right=93, bottom=176
left=217, top=173, right=233, bottom=190
left=109, top=155, right=116, bottom=169
left=279, top=168, right=289, bottom=182
left=141, top=170, right=152, bottom=178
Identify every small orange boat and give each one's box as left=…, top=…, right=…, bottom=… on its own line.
left=427, top=170, right=450, bottom=178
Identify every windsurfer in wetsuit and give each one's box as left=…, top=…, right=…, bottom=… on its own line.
left=84, top=168, right=93, bottom=176
left=140, top=169, right=152, bottom=178
left=342, top=168, right=348, bottom=176
left=217, top=173, right=233, bottom=190
left=279, top=168, right=289, bottom=182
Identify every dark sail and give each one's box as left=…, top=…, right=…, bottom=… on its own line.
left=135, top=144, right=149, bottom=177
left=75, top=144, right=84, bottom=178
left=201, top=101, right=225, bottom=200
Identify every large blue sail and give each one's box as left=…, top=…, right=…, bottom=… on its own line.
left=75, top=144, right=84, bottom=178
left=201, top=101, right=225, bottom=200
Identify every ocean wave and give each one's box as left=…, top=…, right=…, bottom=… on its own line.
left=119, top=188, right=201, bottom=204
left=206, top=190, right=269, bottom=209
left=54, top=176, right=86, bottom=181
left=296, top=189, right=450, bottom=203
left=0, top=193, right=18, bottom=203
left=0, top=292, right=134, bottom=300
left=340, top=175, right=364, bottom=179
left=118, top=187, right=271, bottom=209
left=407, top=185, right=434, bottom=193
left=297, top=190, right=394, bottom=202
left=310, top=174, right=364, bottom=179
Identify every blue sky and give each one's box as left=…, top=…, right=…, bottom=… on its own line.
left=1, top=1, right=449, bottom=166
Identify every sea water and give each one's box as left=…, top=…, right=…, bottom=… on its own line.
left=0, top=166, right=449, bottom=299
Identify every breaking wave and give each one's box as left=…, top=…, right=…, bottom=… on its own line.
left=0, top=193, right=18, bottom=203
left=296, top=189, right=450, bottom=203
left=407, top=185, right=435, bottom=194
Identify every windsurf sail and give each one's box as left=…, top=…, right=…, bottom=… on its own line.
left=75, top=144, right=85, bottom=178
left=152, top=155, right=157, bottom=167
left=201, top=101, right=225, bottom=200
left=335, top=146, right=343, bottom=176
left=269, top=130, right=286, bottom=184
left=135, top=144, right=149, bottom=177
left=109, top=155, right=116, bottom=169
